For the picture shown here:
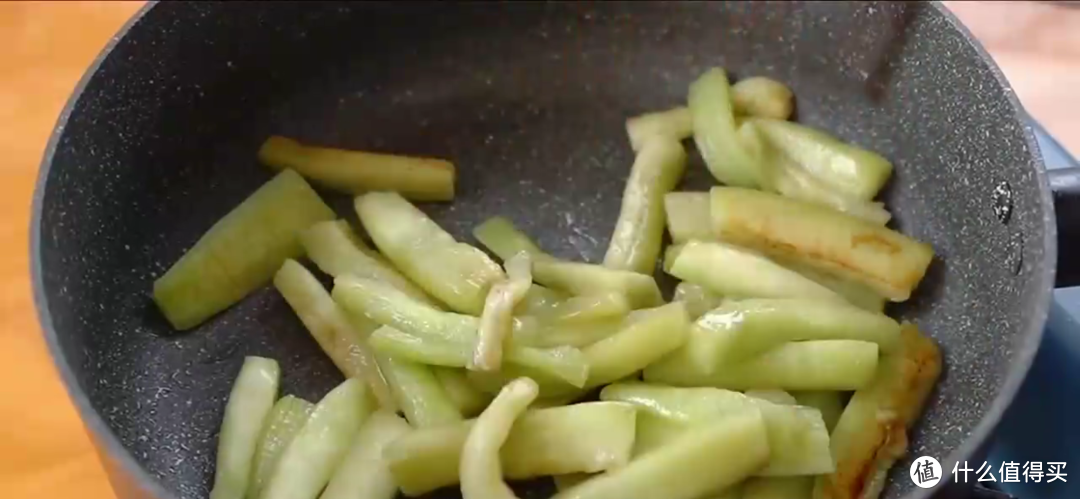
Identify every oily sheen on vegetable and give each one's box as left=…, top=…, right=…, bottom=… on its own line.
left=152, top=67, right=942, bottom=499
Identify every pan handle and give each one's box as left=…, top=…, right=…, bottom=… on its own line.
left=968, top=484, right=1018, bottom=499
left=933, top=479, right=1018, bottom=499
left=1048, top=167, right=1080, bottom=288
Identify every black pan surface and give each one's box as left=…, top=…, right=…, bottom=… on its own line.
left=32, top=2, right=1053, bottom=499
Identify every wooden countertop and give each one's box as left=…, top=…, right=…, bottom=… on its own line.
left=0, top=4, right=144, bottom=498
left=945, top=1, right=1080, bottom=158
left=1, top=2, right=1077, bottom=498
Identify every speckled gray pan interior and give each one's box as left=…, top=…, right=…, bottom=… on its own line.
left=31, top=2, right=1055, bottom=499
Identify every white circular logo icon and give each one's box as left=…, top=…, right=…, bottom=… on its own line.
left=910, top=456, right=942, bottom=488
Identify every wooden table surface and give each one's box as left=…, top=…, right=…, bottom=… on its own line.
left=1, top=2, right=1078, bottom=498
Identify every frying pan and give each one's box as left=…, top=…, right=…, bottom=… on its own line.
left=29, top=2, right=1080, bottom=499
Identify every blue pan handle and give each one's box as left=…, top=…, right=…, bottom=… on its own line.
left=976, top=121, right=1080, bottom=499
left=1049, top=167, right=1080, bottom=287
left=973, top=486, right=1018, bottom=499
left=972, top=485, right=1018, bottom=499
left=1028, top=118, right=1080, bottom=288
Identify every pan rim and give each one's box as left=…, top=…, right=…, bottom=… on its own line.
left=26, top=2, right=1054, bottom=499
left=27, top=2, right=175, bottom=499
left=928, top=3, right=1054, bottom=498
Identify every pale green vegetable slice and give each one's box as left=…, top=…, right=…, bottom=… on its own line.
left=662, top=243, right=685, bottom=274
left=792, top=391, right=845, bottom=433
left=644, top=340, right=880, bottom=391
left=472, top=216, right=551, bottom=262
left=631, top=411, right=690, bottom=458
left=503, top=345, right=588, bottom=388
left=710, top=187, right=934, bottom=301
left=663, top=192, right=713, bottom=244
left=512, top=318, right=624, bottom=349
left=745, top=389, right=798, bottom=406
left=433, top=367, right=492, bottom=418
left=210, top=357, right=281, bottom=499
left=672, top=282, right=725, bottom=320
left=465, top=366, right=584, bottom=400
left=532, top=292, right=631, bottom=324
left=550, top=411, right=769, bottom=499
left=367, top=326, right=473, bottom=368
left=751, top=118, right=892, bottom=201
left=776, top=256, right=887, bottom=312
left=601, top=382, right=833, bottom=476
left=509, top=294, right=629, bottom=348
left=261, top=378, right=373, bottom=499
left=748, top=391, right=825, bottom=493
left=626, top=107, right=693, bottom=152
left=690, top=68, right=764, bottom=188
left=666, top=241, right=844, bottom=302
left=504, top=400, right=637, bottom=476
left=374, top=353, right=462, bottom=428
left=356, top=192, right=504, bottom=314
left=300, top=220, right=436, bottom=306
left=367, top=326, right=589, bottom=388
left=460, top=378, right=540, bottom=499
left=582, top=302, right=690, bottom=388
left=768, top=155, right=892, bottom=225
left=600, top=383, right=760, bottom=423
left=274, top=259, right=394, bottom=410
left=154, top=169, right=335, bottom=330
left=626, top=74, right=792, bottom=152
left=814, top=324, right=941, bottom=499
left=660, top=203, right=889, bottom=312
left=731, top=77, right=794, bottom=120
left=334, top=276, right=587, bottom=385
left=744, top=477, right=812, bottom=499
left=532, top=259, right=663, bottom=309
left=258, top=136, right=455, bottom=201
left=385, top=402, right=637, bottom=496
left=515, top=285, right=568, bottom=315
left=688, top=298, right=901, bottom=366
left=333, top=275, right=477, bottom=342
left=248, top=396, right=313, bottom=499
left=319, top=410, right=412, bottom=499
left=603, top=137, right=687, bottom=274
left=530, top=393, right=587, bottom=409
left=474, top=253, right=533, bottom=371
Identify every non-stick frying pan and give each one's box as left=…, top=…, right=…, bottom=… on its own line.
left=29, top=2, right=1080, bottom=499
